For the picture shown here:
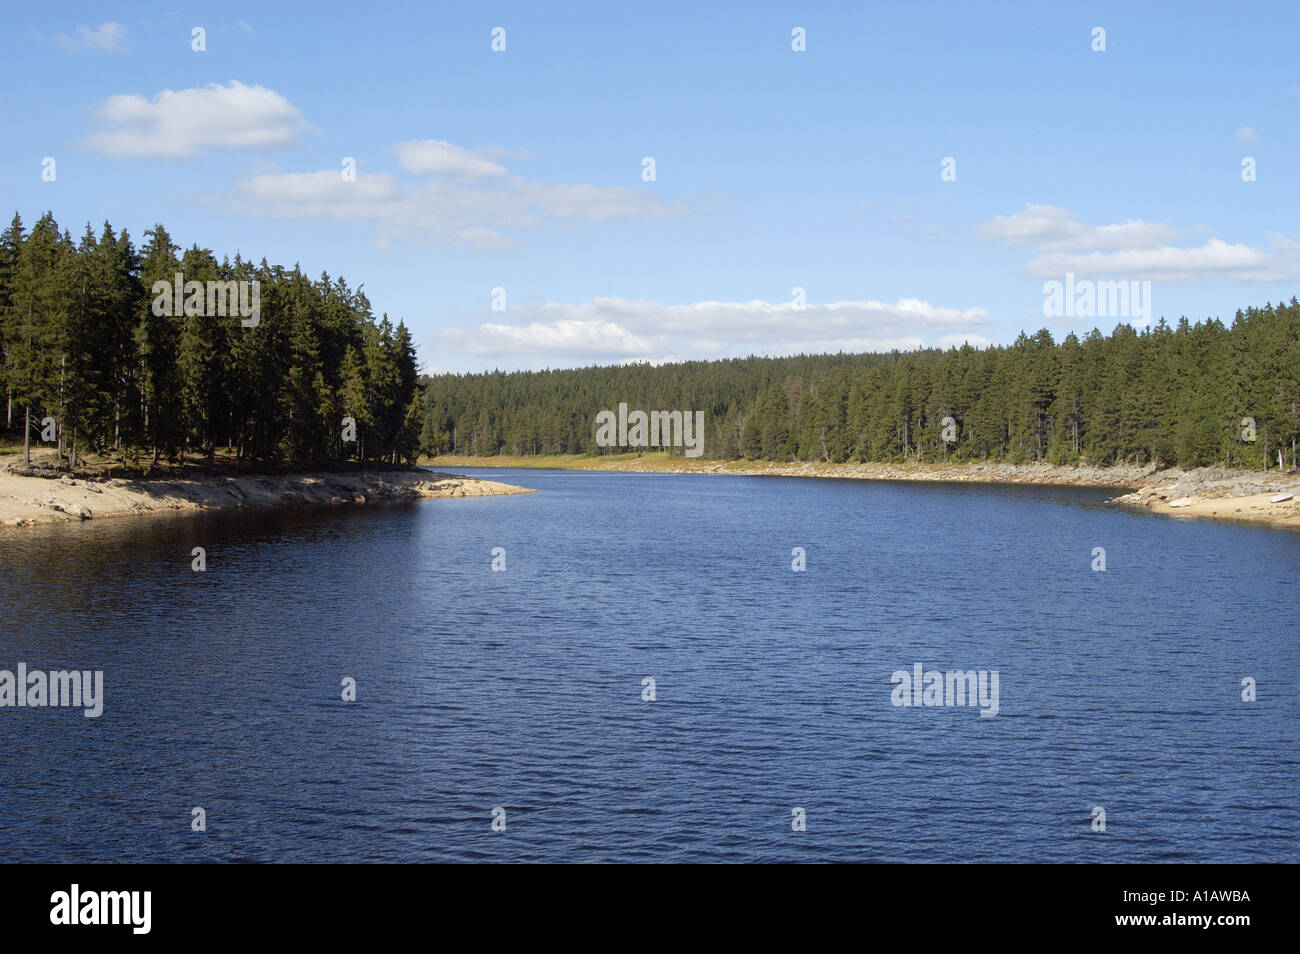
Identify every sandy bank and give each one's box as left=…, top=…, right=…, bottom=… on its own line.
left=0, top=458, right=534, bottom=528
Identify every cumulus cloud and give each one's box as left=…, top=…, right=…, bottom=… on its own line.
left=978, top=204, right=1185, bottom=251
left=56, top=22, right=130, bottom=53
left=235, top=169, right=400, bottom=213
left=1234, top=125, right=1259, bottom=142
left=441, top=296, right=990, bottom=363
left=980, top=204, right=1300, bottom=282
left=82, top=81, right=310, bottom=158
left=393, top=140, right=507, bottom=180
left=1025, top=236, right=1300, bottom=283
left=224, top=142, right=691, bottom=247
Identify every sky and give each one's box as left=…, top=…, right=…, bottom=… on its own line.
left=3, top=1, right=1299, bottom=373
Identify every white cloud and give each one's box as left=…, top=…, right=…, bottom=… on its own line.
left=978, top=204, right=1185, bottom=251
left=56, top=22, right=130, bottom=53
left=224, top=143, right=691, bottom=247
left=232, top=169, right=403, bottom=217
left=1025, top=236, right=1300, bottom=283
left=1235, top=125, right=1259, bottom=142
left=442, top=296, right=990, bottom=363
left=83, top=81, right=310, bottom=158
left=980, top=204, right=1300, bottom=283
left=454, top=318, right=654, bottom=358
left=393, top=140, right=507, bottom=180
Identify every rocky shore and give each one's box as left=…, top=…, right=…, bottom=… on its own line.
left=659, top=460, right=1300, bottom=529
left=431, top=454, right=1300, bottom=531
left=1111, top=466, right=1300, bottom=529
left=603, top=458, right=1155, bottom=487
left=0, top=457, right=534, bottom=528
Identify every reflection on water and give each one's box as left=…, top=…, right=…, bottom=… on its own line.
left=1, top=470, right=1296, bottom=862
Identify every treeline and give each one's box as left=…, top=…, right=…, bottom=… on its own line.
left=422, top=302, right=1300, bottom=469
left=0, top=212, right=421, bottom=472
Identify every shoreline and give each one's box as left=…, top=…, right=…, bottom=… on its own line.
left=424, top=454, right=1300, bottom=531
left=0, top=460, right=535, bottom=529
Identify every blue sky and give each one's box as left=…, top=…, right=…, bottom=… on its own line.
left=3, top=1, right=1299, bottom=372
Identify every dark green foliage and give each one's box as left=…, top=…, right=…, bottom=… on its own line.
left=421, top=308, right=1300, bottom=470
left=0, top=211, right=420, bottom=470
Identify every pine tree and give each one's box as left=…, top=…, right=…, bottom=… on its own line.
left=9, top=213, right=69, bottom=466
left=0, top=213, right=27, bottom=430
left=136, top=225, right=182, bottom=471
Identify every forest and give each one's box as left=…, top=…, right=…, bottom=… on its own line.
left=422, top=301, right=1300, bottom=469
left=6, top=206, right=1296, bottom=475
left=0, top=212, right=421, bottom=473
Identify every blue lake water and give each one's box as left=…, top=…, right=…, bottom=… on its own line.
left=1, top=468, right=1297, bottom=862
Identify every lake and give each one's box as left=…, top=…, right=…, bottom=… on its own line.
left=1, top=468, right=1297, bottom=862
